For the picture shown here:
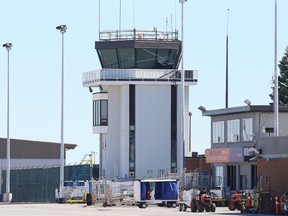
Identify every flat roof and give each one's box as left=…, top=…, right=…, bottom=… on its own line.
left=201, top=105, right=288, bottom=117
left=0, top=138, right=77, bottom=159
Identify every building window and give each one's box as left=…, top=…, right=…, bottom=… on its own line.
left=129, top=128, right=135, bottom=169
left=227, top=165, right=236, bottom=190
left=171, top=86, right=177, bottom=173
left=93, top=100, right=108, bottom=126
left=242, top=118, right=253, bottom=141
left=212, top=121, right=224, bottom=143
left=227, top=119, right=240, bottom=142
left=129, top=85, right=136, bottom=174
left=251, top=165, right=257, bottom=189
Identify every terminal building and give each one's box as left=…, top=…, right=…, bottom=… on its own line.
left=200, top=105, right=288, bottom=198
left=82, top=29, right=198, bottom=179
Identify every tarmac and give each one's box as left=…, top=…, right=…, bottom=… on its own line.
left=0, top=203, right=276, bottom=216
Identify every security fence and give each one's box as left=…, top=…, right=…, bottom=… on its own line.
left=1, top=164, right=99, bottom=202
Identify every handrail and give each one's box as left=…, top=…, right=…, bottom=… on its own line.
left=82, top=69, right=198, bottom=86
left=99, top=29, right=178, bottom=41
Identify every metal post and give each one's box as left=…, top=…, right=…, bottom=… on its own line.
left=2, top=43, right=12, bottom=202
left=56, top=25, right=67, bottom=199
left=91, top=151, right=96, bottom=164
left=188, top=111, right=192, bottom=152
left=225, top=9, right=229, bottom=108
left=274, top=0, right=279, bottom=136
left=119, top=0, right=122, bottom=33
left=98, top=0, right=101, bottom=40
left=179, top=0, right=187, bottom=180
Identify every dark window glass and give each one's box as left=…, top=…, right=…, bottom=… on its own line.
left=93, top=100, right=96, bottom=126
left=171, top=86, right=177, bottom=172
left=136, top=48, right=157, bottom=68
left=157, top=49, right=177, bottom=69
left=129, top=130, right=135, bottom=163
left=129, top=85, right=135, bottom=172
left=98, top=48, right=180, bottom=69
left=118, top=48, right=135, bottom=68
left=251, top=165, right=257, bottom=188
left=227, top=165, right=236, bottom=190
left=99, top=49, right=118, bottom=68
left=100, top=100, right=108, bottom=125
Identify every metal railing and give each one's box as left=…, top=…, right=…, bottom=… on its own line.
left=82, top=69, right=198, bottom=86
left=99, top=29, right=178, bottom=41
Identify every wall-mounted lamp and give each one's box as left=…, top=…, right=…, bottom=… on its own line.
left=244, top=99, right=251, bottom=106
left=198, top=106, right=206, bottom=112
left=89, top=87, right=93, bottom=93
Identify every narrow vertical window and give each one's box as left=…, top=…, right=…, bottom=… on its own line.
left=93, top=99, right=108, bottom=126
left=129, top=85, right=135, bottom=176
left=171, top=86, right=177, bottom=173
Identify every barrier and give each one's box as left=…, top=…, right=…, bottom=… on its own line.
left=275, top=196, right=280, bottom=215
left=246, top=191, right=252, bottom=207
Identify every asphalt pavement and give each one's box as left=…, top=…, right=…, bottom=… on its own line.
left=0, top=203, right=276, bottom=216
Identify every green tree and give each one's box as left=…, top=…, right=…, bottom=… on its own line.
left=270, top=46, right=288, bottom=105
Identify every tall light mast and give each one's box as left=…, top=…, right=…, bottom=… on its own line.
left=274, top=0, right=279, bottom=136
left=179, top=0, right=187, bottom=177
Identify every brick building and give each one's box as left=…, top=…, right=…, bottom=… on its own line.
left=255, top=136, right=288, bottom=198
left=184, top=155, right=211, bottom=174
left=257, top=158, right=288, bottom=197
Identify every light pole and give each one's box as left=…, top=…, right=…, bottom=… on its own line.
left=3, top=42, right=12, bottom=202
left=274, top=0, right=279, bottom=136
left=179, top=0, right=187, bottom=181
left=188, top=111, right=192, bottom=153
left=91, top=151, right=96, bottom=164
left=56, top=24, right=67, bottom=199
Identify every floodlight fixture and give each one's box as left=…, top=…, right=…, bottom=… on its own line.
left=56, top=25, right=67, bottom=34
left=198, top=106, right=206, bottom=112
left=2, top=43, right=12, bottom=51
left=244, top=99, right=251, bottom=106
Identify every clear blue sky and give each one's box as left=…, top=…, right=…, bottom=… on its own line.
left=0, top=0, right=287, bottom=164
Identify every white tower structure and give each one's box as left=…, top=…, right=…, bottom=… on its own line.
left=82, top=29, right=198, bottom=179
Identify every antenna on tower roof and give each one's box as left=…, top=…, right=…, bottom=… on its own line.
left=98, top=0, right=101, bottom=40
left=133, top=0, right=135, bottom=29
left=171, top=14, right=173, bottom=33
left=119, top=0, right=122, bottom=33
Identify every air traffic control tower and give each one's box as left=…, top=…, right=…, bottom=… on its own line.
left=82, top=29, right=198, bottom=179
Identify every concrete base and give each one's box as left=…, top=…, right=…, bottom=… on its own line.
left=3, top=192, right=12, bottom=202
